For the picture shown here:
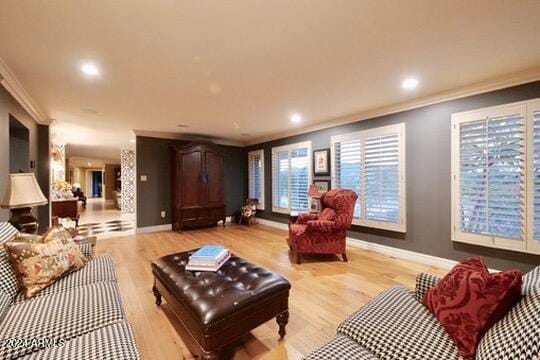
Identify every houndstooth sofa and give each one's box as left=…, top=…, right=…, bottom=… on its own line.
left=305, top=266, right=540, bottom=359
left=0, top=222, right=140, bottom=360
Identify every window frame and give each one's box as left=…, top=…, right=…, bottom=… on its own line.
left=271, top=141, right=312, bottom=214
left=248, top=149, right=265, bottom=210
left=330, top=123, right=406, bottom=232
left=451, top=99, right=540, bottom=254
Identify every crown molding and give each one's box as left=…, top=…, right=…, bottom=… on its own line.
left=245, top=67, right=540, bottom=146
left=0, top=56, right=48, bottom=125
left=133, top=129, right=245, bottom=147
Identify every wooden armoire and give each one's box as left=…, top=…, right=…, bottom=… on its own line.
left=171, top=142, right=226, bottom=231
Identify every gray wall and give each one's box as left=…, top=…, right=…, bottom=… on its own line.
left=246, top=81, right=540, bottom=272
left=136, top=136, right=246, bottom=228
left=0, top=86, right=49, bottom=228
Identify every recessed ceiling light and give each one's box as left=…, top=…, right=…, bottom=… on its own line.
left=81, top=62, right=100, bottom=77
left=177, top=124, right=188, bottom=128
left=87, top=162, right=92, bottom=166
left=401, top=77, right=419, bottom=90
left=240, top=133, right=251, bottom=137
left=290, top=113, right=302, bottom=124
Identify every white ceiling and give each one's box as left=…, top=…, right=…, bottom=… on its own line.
left=0, top=0, right=539, bottom=148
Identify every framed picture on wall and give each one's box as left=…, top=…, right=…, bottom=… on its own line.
left=313, top=148, right=330, bottom=176
left=314, top=180, right=330, bottom=193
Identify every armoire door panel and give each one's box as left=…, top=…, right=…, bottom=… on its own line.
left=205, top=151, right=224, bottom=205
left=181, top=151, right=203, bottom=206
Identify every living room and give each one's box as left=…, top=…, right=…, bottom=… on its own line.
left=0, top=1, right=539, bottom=359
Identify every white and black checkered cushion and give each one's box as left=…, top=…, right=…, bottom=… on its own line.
left=0, top=291, right=11, bottom=321
left=304, top=335, right=379, bottom=360
left=476, top=266, right=540, bottom=360
left=337, top=286, right=464, bottom=360
left=0, top=281, right=126, bottom=359
left=523, top=265, right=540, bottom=295
left=20, top=321, right=140, bottom=360
left=12, top=255, right=117, bottom=304
left=414, top=272, right=441, bottom=302
left=0, top=222, right=20, bottom=300
left=78, top=243, right=93, bottom=259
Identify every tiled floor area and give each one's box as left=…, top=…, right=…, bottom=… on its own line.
left=79, top=198, right=135, bottom=238
left=78, top=219, right=135, bottom=237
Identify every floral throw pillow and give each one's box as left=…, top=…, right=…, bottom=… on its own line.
left=4, top=226, right=88, bottom=298
left=423, top=257, right=522, bottom=358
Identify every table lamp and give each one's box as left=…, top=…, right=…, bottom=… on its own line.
left=308, top=184, right=321, bottom=213
left=1, top=173, right=48, bottom=233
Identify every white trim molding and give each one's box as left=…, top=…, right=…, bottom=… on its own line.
left=136, top=224, right=172, bottom=234
left=0, top=56, right=47, bottom=124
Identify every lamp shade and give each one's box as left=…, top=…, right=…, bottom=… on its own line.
left=308, top=184, right=320, bottom=197
left=1, top=173, right=48, bottom=209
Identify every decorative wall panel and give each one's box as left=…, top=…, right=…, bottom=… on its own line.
left=121, top=150, right=135, bottom=214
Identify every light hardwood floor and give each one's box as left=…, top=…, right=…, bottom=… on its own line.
left=96, top=224, right=447, bottom=360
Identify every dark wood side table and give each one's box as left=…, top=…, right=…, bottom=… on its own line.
left=51, top=199, right=80, bottom=227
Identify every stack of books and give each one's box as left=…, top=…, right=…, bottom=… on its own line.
left=185, top=245, right=231, bottom=272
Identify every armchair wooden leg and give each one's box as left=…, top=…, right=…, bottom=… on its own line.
left=295, top=252, right=302, bottom=265
left=342, top=252, right=348, bottom=262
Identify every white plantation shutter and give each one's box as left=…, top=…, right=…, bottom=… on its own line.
left=272, top=142, right=311, bottom=213
left=331, top=123, right=405, bottom=232
left=334, top=139, right=362, bottom=218
left=290, top=148, right=309, bottom=210
left=365, top=134, right=400, bottom=222
left=248, top=150, right=264, bottom=209
left=458, top=115, right=525, bottom=239
left=534, top=109, right=540, bottom=241
left=451, top=101, right=537, bottom=253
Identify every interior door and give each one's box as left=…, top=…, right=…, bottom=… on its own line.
left=205, top=149, right=224, bottom=205
left=181, top=150, right=204, bottom=206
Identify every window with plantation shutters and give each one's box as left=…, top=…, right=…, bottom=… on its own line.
left=531, top=100, right=540, bottom=253
left=248, top=150, right=264, bottom=210
left=331, top=123, right=406, bottom=232
left=272, top=141, right=311, bottom=213
left=451, top=101, right=540, bottom=254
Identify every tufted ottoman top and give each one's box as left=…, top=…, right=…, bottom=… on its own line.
left=151, top=250, right=291, bottom=326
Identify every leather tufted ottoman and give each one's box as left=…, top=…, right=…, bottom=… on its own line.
left=151, top=250, right=291, bottom=359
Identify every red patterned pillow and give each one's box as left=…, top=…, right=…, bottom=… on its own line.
left=423, top=257, right=522, bottom=358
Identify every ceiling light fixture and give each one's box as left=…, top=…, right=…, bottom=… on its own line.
left=129, top=139, right=136, bottom=143
left=290, top=113, right=302, bottom=124
left=80, top=62, right=101, bottom=77
left=177, top=124, right=189, bottom=128
left=401, top=77, right=419, bottom=90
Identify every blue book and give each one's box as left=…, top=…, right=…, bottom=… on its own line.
left=191, top=245, right=227, bottom=259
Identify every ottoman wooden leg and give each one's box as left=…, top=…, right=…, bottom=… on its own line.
left=201, top=349, right=220, bottom=360
left=152, top=285, right=162, bottom=306
left=276, top=310, right=289, bottom=339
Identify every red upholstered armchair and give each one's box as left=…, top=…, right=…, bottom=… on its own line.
left=287, top=189, right=358, bottom=264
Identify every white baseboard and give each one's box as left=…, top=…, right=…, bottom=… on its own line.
left=136, top=224, right=172, bottom=234
left=136, top=217, right=231, bottom=234
left=255, top=217, right=470, bottom=271
left=256, top=218, right=289, bottom=230
left=345, top=238, right=459, bottom=270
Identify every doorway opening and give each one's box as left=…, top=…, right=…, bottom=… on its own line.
left=64, top=145, right=134, bottom=238
left=9, top=115, right=30, bottom=173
